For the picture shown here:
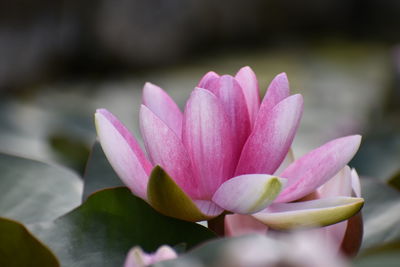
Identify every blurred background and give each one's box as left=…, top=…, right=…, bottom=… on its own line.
left=0, top=0, right=399, bottom=180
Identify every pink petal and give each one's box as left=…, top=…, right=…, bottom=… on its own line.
left=182, top=88, right=235, bottom=199
left=235, top=94, right=304, bottom=176
left=207, top=75, right=251, bottom=158
left=318, top=166, right=353, bottom=198
left=95, top=109, right=152, bottom=199
left=235, top=66, right=260, bottom=127
left=318, top=221, right=348, bottom=253
left=256, top=73, right=290, bottom=124
left=225, top=214, right=268, bottom=237
left=276, top=135, right=362, bottom=203
left=317, top=166, right=353, bottom=250
left=192, top=200, right=225, bottom=217
left=198, top=71, right=220, bottom=88
left=351, top=169, right=361, bottom=197
left=212, top=174, right=286, bottom=214
left=142, top=82, right=183, bottom=137
left=140, top=105, right=199, bottom=198
left=274, top=149, right=295, bottom=176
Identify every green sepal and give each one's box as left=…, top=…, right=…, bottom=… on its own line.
left=147, top=166, right=218, bottom=222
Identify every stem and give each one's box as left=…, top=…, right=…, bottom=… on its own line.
left=207, top=214, right=226, bottom=236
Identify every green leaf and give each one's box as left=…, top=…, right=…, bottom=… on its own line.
left=30, top=187, right=216, bottom=267
left=82, top=142, right=123, bottom=201
left=361, top=177, right=400, bottom=251
left=0, top=152, right=82, bottom=224
left=0, top=217, right=59, bottom=267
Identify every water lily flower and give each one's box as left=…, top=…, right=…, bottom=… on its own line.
left=124, top=245, right=177, bottom=267
left=95, top=67, right=364, bottom=229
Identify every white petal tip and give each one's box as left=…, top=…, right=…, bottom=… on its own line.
left=212, top=175, right=286, bottom=214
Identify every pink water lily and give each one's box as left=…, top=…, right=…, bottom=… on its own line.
left=95, top=66, right=363, bottom=228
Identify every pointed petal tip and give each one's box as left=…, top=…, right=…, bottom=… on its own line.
left=142, top=82, right=162, bottom=96
left=337, top=134, right=362, bottom=152
left=143, top=81, right=152, bottom=88
left=349, top=134, right=362, bottom=145
left=205, top=70, right=219, bottom=76
left=290, top=93, right=304, bottom=104
left=198, top=71, right=220, bottom=88
left=236, top=66, right=254, bottom=74
left=272, top=72, right=289, bottom=85
left=94, top=108, right=113, bottom=131
left=95, top=108, right=110, bottom=116
left=277, top=72, right=288, bottom=78
left=141, top=82, right=183, bottom=135
left=143, top=81, right=161, bottom=89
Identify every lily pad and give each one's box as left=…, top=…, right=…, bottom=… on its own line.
left=0, top=152, right=83, bottom=224
left=0, top=217, right=59, bottom=267
left=30, top=187, right=216, bottom=267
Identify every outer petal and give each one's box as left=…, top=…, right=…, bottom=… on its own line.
left=207, top=75, right=251, bottom=157
left=274, top=148, right=295, bottom=176
left=253, top=197, right=364, bottom=230
left=212, top=174, right=286, bottom=214
left=139, top=105, right=199, bottom=198
left=276, top=135, right=362, bottom=203
left=351, top=169, right=361, bottom=197
left=235, top=66, right=260, bottom=127
left=318, top=166, right=353, bottom=198
left=182, top=88, right=235, bottom=199
left=147, top=166, right=223, bottom=222
left=235, top=94, right=303, bottom=176
left=256, top=73, right=290, bottom=122
left=343, top=169, right=363, bottom=256
left=224, top=214, right=268, bottom=237
left=142, top=82, right=183, bottom=137
left=198, top=71, right=220, bottom=88
left=317, top=166, right=352, bottom=251
left=95, top=109, right=152, bottom=199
